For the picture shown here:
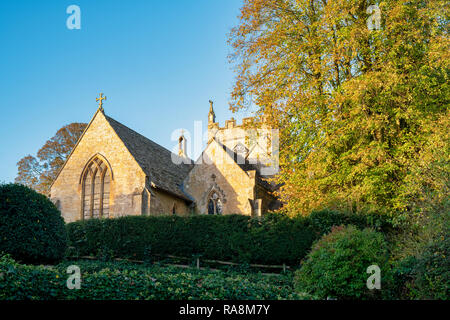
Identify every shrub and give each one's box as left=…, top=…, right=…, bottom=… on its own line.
left=387, top=256, right=418, bottom=299
left=387, top=200, right=449, bottom=299
left=392, top=237, right=449, bottom=300
left=0, top=183, right=67, bottom=264
left=0, top=254, right=63, bottom=300
left=294, top=225, right=389, bottom=299
left=67, top=214, right=315, bottom=265
left=0, top=254, right=305, bottom=300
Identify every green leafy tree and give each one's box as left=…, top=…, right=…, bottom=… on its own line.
left=229, top=0, right=449, bottom=217
left=15, top=123, right=87, bottom=195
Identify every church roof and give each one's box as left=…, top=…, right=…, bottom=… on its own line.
left=104, top=115, right=194, bottom=202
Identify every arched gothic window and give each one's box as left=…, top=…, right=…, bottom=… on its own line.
left=81, top=157, right=110, bottom=219
left=207, top=192, right=223, bottom=215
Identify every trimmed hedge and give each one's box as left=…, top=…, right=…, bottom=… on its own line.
left=66, top=210, right=392, bottom=266
left=0, top=183, right=67, bottom=264
left=67, top=214, right=315, bottom=265
left=0, top=254, right=304, bottom=300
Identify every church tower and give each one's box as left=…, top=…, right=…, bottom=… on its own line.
left=206, top=101, right=274, bottom=165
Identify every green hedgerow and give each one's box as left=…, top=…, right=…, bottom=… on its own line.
left=0, top=183, right=67, bottom=264
left=294, top=225, right=390, bottom=300
left=66, top=211, right=394, bottom=266
left=66, top=214, right=316, bottom=265
left=0, top=254, right=306, bottom=300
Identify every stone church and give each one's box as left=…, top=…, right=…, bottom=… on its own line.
left=50, top=96, right=280, bottom=223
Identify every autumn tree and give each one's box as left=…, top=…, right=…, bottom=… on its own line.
left=229, top=0, right=449, bottom=218
left=15, top=123, right=87, bottom=195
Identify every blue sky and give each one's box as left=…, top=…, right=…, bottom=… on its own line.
left=0, top=0, right=250, bottom=183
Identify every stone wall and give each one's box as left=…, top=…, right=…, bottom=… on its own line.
left=149, top=187, right=191, bottom=216
left=183, top=140, right=256, bottom=215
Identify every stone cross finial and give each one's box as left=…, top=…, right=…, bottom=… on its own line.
left=96, top=93, right=107, bottom=110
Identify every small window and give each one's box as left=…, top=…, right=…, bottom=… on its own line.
left=207, top=192, right=223, bottom=215
left=172, top=204, right=176, bottom=215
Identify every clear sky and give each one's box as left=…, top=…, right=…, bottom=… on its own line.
left=0, top=0, right=250, bottom=183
